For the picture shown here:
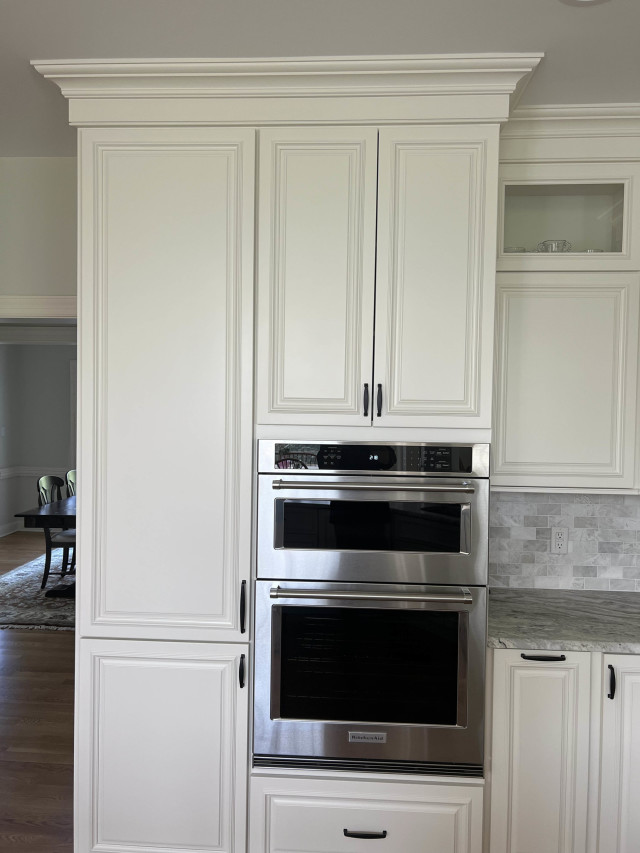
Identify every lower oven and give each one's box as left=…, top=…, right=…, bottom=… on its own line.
left=253, top=580, right=486, bottom=776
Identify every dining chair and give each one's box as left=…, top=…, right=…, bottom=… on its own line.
left=37, top=475, right=76, bottom=589
left=66, top=469, right=76, bottom=497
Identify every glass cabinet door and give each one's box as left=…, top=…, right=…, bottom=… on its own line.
left=497, top=163, right=640, bottom=270
left=503, top=183, right=624, bottom=254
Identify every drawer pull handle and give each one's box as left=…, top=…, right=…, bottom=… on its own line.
left=376, top=383, right=383, bottom=417
left=520, top=654, right=566, bottom=662
left=363, top=383, right=369, bottom=417
left=343, top=829, right=388, bottom=840
left=608, top=664, right=616, bottom=700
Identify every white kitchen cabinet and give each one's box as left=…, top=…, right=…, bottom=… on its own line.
left=598, top=654, right=640, bottom=853
left=77, top=126, right=255, bottom=642
left=489, top=648, right=592, bottom=853
left=256, top=124, right=500, bottom=430
left=77, top=639, right=249, bottom=853
left=492, top=272, right=640, bottom=489
left=250, top=771, right=483, bottom=853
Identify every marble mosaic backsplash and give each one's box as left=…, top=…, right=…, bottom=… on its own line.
left=489, top=492, right=640, bottom=591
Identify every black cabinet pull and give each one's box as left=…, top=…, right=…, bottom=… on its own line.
left=343, top=829, right=387, bottom=840
left=608, top=664, right=616, bottom=700
left=239, top=654, right=246, bottom=689
left=240, top=580, right=247, bottom=634
left=376, top=383, right=383, bottom=417
left=520, top=653, right=567, bottom=662
left=363, top=383, right=369, bottom=417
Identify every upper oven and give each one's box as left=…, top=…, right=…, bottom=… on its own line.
left=257, top=441, right=489, bottom=586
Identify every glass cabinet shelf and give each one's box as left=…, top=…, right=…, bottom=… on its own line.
left=503, top=183, right=625, bottom=255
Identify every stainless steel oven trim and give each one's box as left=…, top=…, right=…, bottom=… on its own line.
left=260, top=475, right=488, bottom=586
left=258, top=440, right=490, bottom=478
left=254, top=582, right=486, bottom=767
left=272, top=480, right=475, bottom=493
left=268, top=584, right=473, bottom=604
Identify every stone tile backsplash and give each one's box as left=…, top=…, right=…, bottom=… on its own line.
left=489, top=492, right=640, bottom=591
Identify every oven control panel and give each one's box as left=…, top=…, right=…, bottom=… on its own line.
left=262, top=442, right=489, bottom=476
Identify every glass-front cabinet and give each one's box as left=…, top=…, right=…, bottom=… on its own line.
left=497, top=163, right=640, bottom=270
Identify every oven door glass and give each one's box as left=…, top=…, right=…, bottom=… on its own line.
left=276, top=499, right=467, bottom=553
left=272, top=603, right=467, bottom=726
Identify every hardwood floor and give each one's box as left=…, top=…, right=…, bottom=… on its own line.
left=0, top=535, right=74, bottom=852
left=0, top=531, right=47, bottom=578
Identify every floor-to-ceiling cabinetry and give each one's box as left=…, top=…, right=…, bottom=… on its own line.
left=493, top=120, right=640, bottom=491
left=33, top=55, right=542, bottom=852
left=74, top=126, right=255, bottom=852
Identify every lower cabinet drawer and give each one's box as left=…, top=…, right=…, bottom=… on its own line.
left=250, top=772, right=483, bottom=853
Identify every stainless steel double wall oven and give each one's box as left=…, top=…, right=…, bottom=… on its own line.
left=254, top=441, right=489, bottom=776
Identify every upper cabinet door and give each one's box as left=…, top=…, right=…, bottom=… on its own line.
left=493, top=273, right=640, bottom=489
left=78, top=127, right=255, bottom=642
left=375, top=126, right=499, bottom=428
left=256, top=127, right=378, bottom=425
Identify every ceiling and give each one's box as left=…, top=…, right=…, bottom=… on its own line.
left=1, top=0, right=639, bottom=157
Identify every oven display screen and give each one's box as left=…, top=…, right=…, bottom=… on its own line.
left=276, top=606, right=460, bottom=725
left=278, top=500, right=463, bottom=553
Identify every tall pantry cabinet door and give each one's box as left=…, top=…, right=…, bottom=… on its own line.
left=76, top=640, right=248, bottom=853
left=375, top=126, right=499, bottom=428
left=77, top=128, right=255, bottom=642
left=256, top=127, right=378, bottom=425
left=489, top=649, right=591, bottom=853
left=598, top=654, right=640, bottom=853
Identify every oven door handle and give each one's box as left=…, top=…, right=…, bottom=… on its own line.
left=271, top=479, right=474, bottom=494
left=269, top=585, right=473, bottom=604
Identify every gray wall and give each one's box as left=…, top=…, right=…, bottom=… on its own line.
left=0, top=343, right=76, bottom=534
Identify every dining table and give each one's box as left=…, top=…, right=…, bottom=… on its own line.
left=15, top=496, right=77, bottom=597
left=15, top=495, right=76, bottom=530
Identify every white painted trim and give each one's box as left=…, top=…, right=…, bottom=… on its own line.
left=32, top=54, right=542, bottom=126
left=509, top=104, right=640, bottom=122
left=32, top=54, right=543, bottom=100
left=0, top=465, right=67, bottom=481
left=0, top=327, right=77, bottom=345
left=0, top=521, right=22, bottom=538
left=0, top=296, right=77, bottom=319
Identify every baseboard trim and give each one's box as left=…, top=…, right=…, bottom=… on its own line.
left=0, top=522, right=22, bottom=538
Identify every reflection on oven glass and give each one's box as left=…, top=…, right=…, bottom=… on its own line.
left=277, top=605, right=460, bottom=725
left=280, top=500, right=463, bottom=553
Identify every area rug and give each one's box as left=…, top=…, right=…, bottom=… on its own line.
left=0, top=553, right=75, bottom=630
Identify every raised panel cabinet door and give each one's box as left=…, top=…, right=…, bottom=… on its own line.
left=490, top=649, right=591, bottom=853
left=492, top=273, right=640, bottom=489
left=256, top=127, right=378, bottom=425
left=76, top=639, right=249, bottom=853
left=374, top=125, right=499, bottom=427
left=598, top=654, right=640, bottom=853
left=78, top=127, right=255, bottom=641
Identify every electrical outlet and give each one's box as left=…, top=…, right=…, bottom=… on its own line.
left=552, top=527, right=569, bottom=554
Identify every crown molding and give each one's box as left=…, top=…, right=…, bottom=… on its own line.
left=31, top=54, right=543, bottom=125
left=502, top=103, right=640, bottom=140
left=32, top=54, right=543, bottom=99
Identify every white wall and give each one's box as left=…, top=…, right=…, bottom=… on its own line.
left=0, top=157, right=76, bottom=299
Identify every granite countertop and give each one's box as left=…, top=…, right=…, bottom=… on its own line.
left=488, top=589, right=640, bottom=654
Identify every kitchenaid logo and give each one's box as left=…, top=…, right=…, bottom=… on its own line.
left=348, top=731, right=387, bottom=744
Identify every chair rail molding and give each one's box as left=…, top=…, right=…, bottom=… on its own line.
left=32, top=54, right=543, bottom=126
left=0, top=296, right=77, bottom=319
